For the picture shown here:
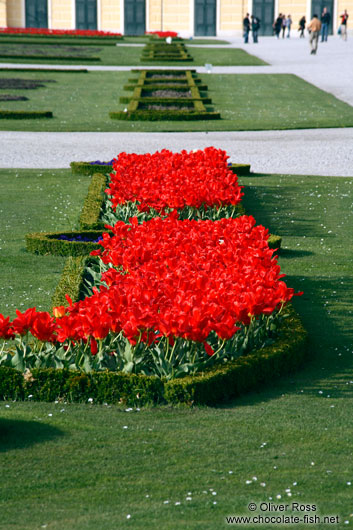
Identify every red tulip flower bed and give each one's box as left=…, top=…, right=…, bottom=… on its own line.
left=0, top=147, right=302, bottom=381
left=146, top=31, right=179, bottom=39
left=104, top=147, right=244, bottom=224
left=0, top=27, right=122, bottom=38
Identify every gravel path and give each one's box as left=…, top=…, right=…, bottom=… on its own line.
left=0, top=36, right=352, bottom=175
left=2, top=128, right=353, bottom=176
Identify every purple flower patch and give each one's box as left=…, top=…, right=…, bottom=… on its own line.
left=89, top=160, right=115, bottom=166
left=57, top=234, right=103, bottom=243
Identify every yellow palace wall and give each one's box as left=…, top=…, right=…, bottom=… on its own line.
left=51, top=0, right=72, bottom=29
left=100, top=0, right=121, bottom=31
left=3, top=0, right=353, bottom=35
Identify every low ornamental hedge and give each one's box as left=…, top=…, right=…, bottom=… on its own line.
left=110, top=109, right=221, bottom=121
left=0, top=110, right=53, bottom=119
left=0, top=54, right=100, bottom=62
left=25, top=230, right=106, bottom=256
left=52, top=256, right=88, bottom=308
left=141, top=43, right=193, bottom=62
left=0, top=68, right=88, bottom=73
left=0, top=305, right=307, bottom=406
left=70, top=161, right=251, bottom=177
left=111, top=69, right=219, bottom=121
left=79, top=172, right=108, bottom=229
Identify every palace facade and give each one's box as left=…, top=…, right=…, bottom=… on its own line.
left=1, top=0, right=351, bottom=37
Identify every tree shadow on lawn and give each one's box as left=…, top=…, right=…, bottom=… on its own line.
left=0, top=418, right=64, bottom=452
left=240, top=181, right=328, bottom=239
left=219, top=273, right=353, bottom=410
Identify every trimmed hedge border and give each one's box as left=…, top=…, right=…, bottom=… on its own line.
left=52, top=256, right=87, bottom=307
left=25, top=230, right=106, bottom=256
left=0, top=304, right=307, bottom=406
left=0, top=68, right=88, bottom=73
left=79, top=173, right=108, bottom=230
left=110, top=109, right=221, bottom=121
left=141, top=42, right=193, bottom=62
left=0, top=110, right=53, bottom=119
left=71, top=161, right=251, bottom=177
left=0, top=55, right=100, bottom=61
left=70, top=162, right=111, bottom=176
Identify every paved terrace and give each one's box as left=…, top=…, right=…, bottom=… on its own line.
left=0, top=35, right=352, bottom=175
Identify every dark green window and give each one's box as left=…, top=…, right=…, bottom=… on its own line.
left=311, top=0, right=334, bottom=34
left=194, top=0, right=216, bottom=36
left=252, top=0, right=275, bottom=36
left=76, top=0, right=98, bottom=30
left=25, top=0, right=48, bottom=28
left=124, top=0, right=146, bottom=36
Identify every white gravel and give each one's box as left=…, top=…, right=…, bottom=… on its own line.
left=2, top=128, right=352, bottom=176
left=0, top=35, right=352, bottom=175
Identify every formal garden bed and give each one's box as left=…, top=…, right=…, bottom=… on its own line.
left=110, top=69, right=220, bottom=121
left=0, top=43, right=101, bottom=62
left=0, top=76, right=55, bottom=119
left=141, top=41, right=193, bottom=62
left=1, top=71, right=353, bottom=132
left=0, top=148, right=303, bottom=406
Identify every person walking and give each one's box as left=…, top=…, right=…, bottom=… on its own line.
left=308, top=14, right=321, bottom=54
left=282, top=14, right=287, bottom=37
left=243, top=13, right=251, bottom=43
left=298, top=16, right=306, bottom=38
left=321, top=7, right=331, bottom=41
left=339, top=10, right=349, bottom=40
left=274, top=14, right=282, bottom=38
left=286, top=15, right=293, bottom=37
left=251, top=15, right=261, bottom=43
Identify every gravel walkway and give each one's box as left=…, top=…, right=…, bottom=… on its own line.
left=2, top=129, right=353, bottom=176
left=0, top=36, right=352, bottom=175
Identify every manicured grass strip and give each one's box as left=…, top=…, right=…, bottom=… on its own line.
left=0, top=169, right=90, bottom=318
left=1, top=71, right=352, bottom=132
left=1, top=173, right=353, bottom=529
left=0, top=46, right=265, bottom=66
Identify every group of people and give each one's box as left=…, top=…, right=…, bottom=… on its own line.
left=242, top=14, right=261, bottom=43
left=273, top=14, right=293, bottom=39
left=306, top=8, right=349, bottom=55
left=243, top=9, right=349, bottom=53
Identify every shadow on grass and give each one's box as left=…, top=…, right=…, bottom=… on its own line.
left=0, top=418, right=64, bottom=452
left=241, top=181, right=327, bottom=239
left=279, top=248, right=314, bottom=259
left=219, top=273, right=353, bottom=410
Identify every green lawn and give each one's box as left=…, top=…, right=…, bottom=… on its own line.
left=1, top=173, right=353, bottom=529
left=0, top=45, right=263, bottom=66
left=0, top=169, right=90, bottom=317
left=0, top=35, right=231, bottom=46
left=1, top=71, right=353, bottom=132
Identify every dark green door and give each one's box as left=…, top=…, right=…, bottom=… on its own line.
left=194, top=0, right=216, bottom=36
left=252, top=0, right=275, bottom=35
left=25, top=0, right=48, bottom=28
left=124, top=0, right=146, bottom=35
left=76, top=0, right=97, bottom=30
left=311, top=0, right=334, bottom=34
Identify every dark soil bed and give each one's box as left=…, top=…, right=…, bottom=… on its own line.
left=0, top=78, right=56, bottom=89
left=148, top=74, right=187, bottom=79
left=146, top=104, right=191, bottom=111
left=0, top=94, right=29, bottom=101
left=148, top=89, right=191, bottom=98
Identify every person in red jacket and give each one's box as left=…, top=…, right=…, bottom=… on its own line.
left=340, top=10, right=349, bottom=40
